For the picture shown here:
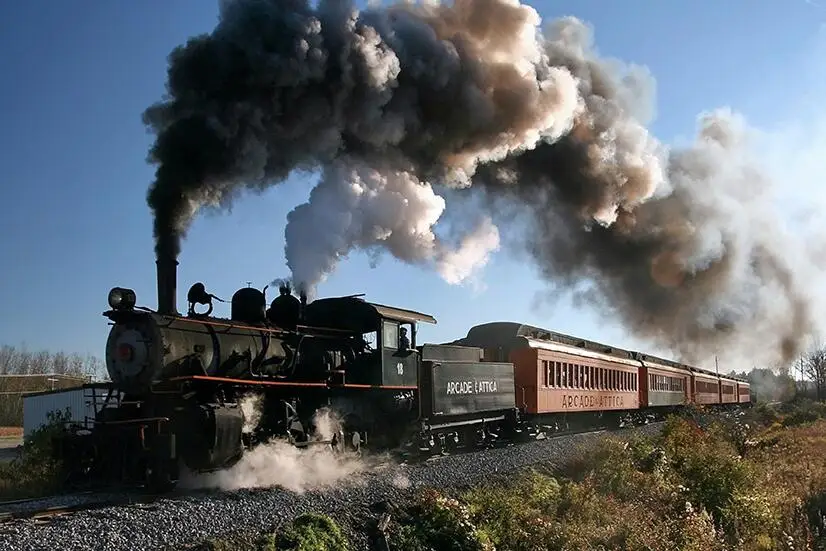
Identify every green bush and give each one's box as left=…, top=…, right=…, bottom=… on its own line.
left=263, top=513, right=350, bottom=551
left=192, top=514, right=351, bottom=551
left=0, top=407, right=72, bottom=499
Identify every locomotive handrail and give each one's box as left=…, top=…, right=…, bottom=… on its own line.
left=166, top=374, right=418, bottom=391
left=168, top=375, right=327, bottom=387
left=154, top=312, right=357, bottom=339
left=94, top=416, right=170, bottom=425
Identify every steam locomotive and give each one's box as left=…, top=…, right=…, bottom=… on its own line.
left=58, top=256, right=750, bottom=492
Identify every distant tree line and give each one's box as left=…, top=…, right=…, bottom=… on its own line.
left=726, top=368, right=797, bottom=403
left=726, top=340, right=826, bottom=403
left=0, top=345, right=103, bottom=378
left=0, top=344, right=106, bottom=427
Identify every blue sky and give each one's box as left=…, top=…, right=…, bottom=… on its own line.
left=0, top=0, right=823, bottom=366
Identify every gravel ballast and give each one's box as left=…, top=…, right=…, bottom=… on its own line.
left=0, top=423, right=665, bottom=551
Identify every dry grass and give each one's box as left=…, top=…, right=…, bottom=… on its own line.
left=388, top=404, right=826, bottom=551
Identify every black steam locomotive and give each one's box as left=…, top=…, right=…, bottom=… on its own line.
left=62, top=257, right=519, bottom=491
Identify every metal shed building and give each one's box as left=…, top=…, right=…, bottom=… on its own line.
left=22, top=384, right=113, bottom=438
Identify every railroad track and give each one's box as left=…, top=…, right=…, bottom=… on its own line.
left=0, top=490, right=176, bottom=524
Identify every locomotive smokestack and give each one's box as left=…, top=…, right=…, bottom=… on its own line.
left=156, top=255, right=178, bottom=315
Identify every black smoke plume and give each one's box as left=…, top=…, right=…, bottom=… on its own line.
left=143, top=0, right=816, bottom=367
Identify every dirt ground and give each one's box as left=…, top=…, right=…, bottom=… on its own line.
left=0, top=427, right=23, bottom=463
left=0, top=428, right=22, bottom=439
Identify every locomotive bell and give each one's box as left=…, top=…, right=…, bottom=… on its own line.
left=231, top=286, right=267, bottom=324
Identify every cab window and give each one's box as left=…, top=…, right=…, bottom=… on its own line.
left=382, top=321, right=398, bottom=349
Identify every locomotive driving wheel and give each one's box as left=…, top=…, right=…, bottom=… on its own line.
left=330, top=414, right=365, bottom=455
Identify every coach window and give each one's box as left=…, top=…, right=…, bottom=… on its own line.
left=555, top=362, right=561, bottom=387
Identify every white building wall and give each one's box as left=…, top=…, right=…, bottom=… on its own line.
left=23, top=388, right=98, bottom=438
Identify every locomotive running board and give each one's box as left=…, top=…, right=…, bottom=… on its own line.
left=425, top=415, right=507, bottom=431
left=165, top=375, right=417, bottom=391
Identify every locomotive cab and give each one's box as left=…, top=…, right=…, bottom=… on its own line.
left=302, top=296, right=436, bottom=387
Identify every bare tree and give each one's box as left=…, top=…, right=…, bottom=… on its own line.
left=0, top=344, right=107, bottom=426
left=799, top=340, right=826, bottom=401
left=0, top=344, right=104, bottom=380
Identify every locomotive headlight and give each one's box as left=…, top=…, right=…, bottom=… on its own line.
left=108, top=287, right=136, bottom=310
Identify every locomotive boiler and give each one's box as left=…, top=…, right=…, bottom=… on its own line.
left=105, top=260, right=296, bottom=393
